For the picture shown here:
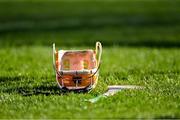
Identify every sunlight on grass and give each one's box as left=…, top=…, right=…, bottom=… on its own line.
left=0, top=46, right=179, bottom=118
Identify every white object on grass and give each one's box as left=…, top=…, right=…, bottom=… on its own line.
left=88, top=85, right=143, bottom=103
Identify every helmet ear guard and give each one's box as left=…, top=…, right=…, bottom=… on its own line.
left=53, top=42, right=102, bottom=92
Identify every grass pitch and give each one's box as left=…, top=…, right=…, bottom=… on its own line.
left=0, top=0, right=180, bottom=119
left=0, top=46, right=179, bottom=118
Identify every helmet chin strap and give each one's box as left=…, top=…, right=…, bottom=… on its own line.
left=87, top=85, right=144, bottom=103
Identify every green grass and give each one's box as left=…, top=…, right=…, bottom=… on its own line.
left=0, top=0, right=180, bottom=119
left=0, top=0, right=180, bottom=47
left=0, top=46, right=179, bottom=118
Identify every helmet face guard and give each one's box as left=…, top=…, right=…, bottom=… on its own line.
left=53, top=42, right=102, bottom=92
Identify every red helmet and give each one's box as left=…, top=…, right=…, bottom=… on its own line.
left=53, top=42, right=102, bottom=92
